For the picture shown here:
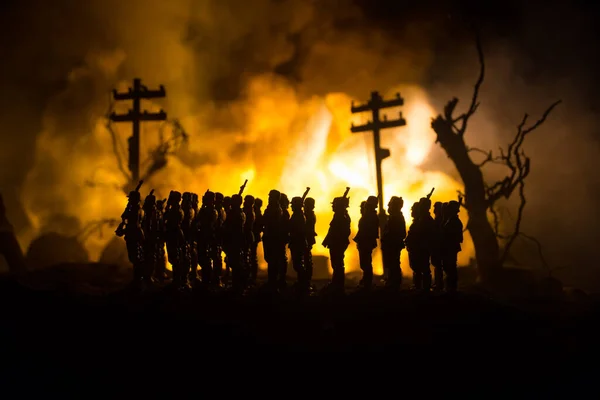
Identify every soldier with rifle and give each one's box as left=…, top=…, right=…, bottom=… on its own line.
left=115, top=180, right=146, bottom=286
left=262, top=190, right=284, bottom=289
left=155, top=198, right=168, bottom=283
left=278, top=193, right=291, bottom=289
left=188, top=193, right=200, bottom=283
left=141, top=189, right=159, bottom=284
left=405, top=201, right=421, bottom=289
left=212, top=192, right=226, bottom=287
left=164, top=190, right=186, bottom=289
left=441, top=198, right=463, bottom=292
left=180, top=192, right=195, bottom=287
left=250, top=197, right=264, bottom=285
left=289, top=188, right=310, bottom=292
left=406, top=188, right=436, bottom=291
left=222, top=195, right=232, bottom=283
left=431, top=201, right=445, bottom=291
left=197, top=190, right=219, bottom=286
left=381, top=196, right=406, bottom=290
left=303, top=191, right=316, bottom=292
left=322, top=187, right=351, bottom=293
left=242, top=191, right=255, bottom=286
left=353, top=195, right=379, bottom=289
left=223, top=191, right=246, bottom=291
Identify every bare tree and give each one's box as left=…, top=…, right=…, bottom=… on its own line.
left=430, top=35, right=561, bottom=283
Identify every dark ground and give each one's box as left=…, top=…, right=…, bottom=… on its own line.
left=1, top=264, right=599, bottom=393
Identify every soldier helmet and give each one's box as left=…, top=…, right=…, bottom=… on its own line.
left=156, top=199, right=166, bottom=209
left=223, top=196, right=232, bottom=206
left=366, top=196, right=378, bottom=208
left=419, top=197, right=432, bottom=210
left=215, top=192, right=224, bottom=202
left=447, top=200, right=460, bottom=213
left=203, top=190, right=215, bottom=203
left=143, top=193, right=156, bottom=208
left=254, top=197, right=263, bottom=208
left=304, top=197, right=315, bottom=209
left=279, top=193, right=289, bottom=207
left=291, top=196, right=304, bottom=208
left=244, top=195, right=255, bottom=207
left=168, top=190, right=182, bottom=204
left=268, top=189, right=281, bottom=200
left=388, top=196, right=403, bottom=209
left=127, top=191, right=141, bottom=202
left=231, top=194, right=243, bottom=207
left=333, top=196, right=349, bottom=209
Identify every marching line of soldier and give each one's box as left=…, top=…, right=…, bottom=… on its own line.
left=116, top=180, right=463, bottom=295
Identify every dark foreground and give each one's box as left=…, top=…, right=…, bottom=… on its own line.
left=1, top=272, right=600, bottom=392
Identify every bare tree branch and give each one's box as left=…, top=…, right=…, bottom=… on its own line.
left=105, top=95, right=130, bottom=182
left=453, top=33, right=485, bottom=136
left=486, top=100, right=561, bottom=206
left=517, top=232, right=550, bottom=276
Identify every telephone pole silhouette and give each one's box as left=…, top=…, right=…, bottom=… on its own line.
left=110, top=78, right=167, bottom=184
left=351, top=90, right=406, bottom=230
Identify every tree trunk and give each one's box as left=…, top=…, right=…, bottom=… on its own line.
left=432, top=118, right=502, bottom=282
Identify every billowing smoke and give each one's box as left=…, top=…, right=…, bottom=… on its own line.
left=1, top=0, right=599, bottom=286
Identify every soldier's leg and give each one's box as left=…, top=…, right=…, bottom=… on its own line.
left=421, top=252, right=432, bottom=291
left=359, top=247, right=373, bottom=287
left=278, top=246, right=288, bottom=286
left=155, top=243, right=167, bottom=282
left=432, top=253, right=444, bottom=291
left=386, top=247, right=402, bottom=288
left=250, top=242, right=259, bottom=282
left=443, top=251, right=459, bottom=292
left=230, top=248, right=244, bottom=289
left=408, top=252, right=421, bottom=289
left=264, top=241, right=278, bottom=285
left=329, top=247, right=346, bottom=289
left=212, top=245, right=223, bottom=285
left=291, top=247, right=305, bottom=286
left=189, top=244, right=199, bottom=280
left=304, top=245, right=313, bottom=283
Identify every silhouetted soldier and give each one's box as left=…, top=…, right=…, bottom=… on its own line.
left=322, top=192, right=351, bottom=293
left=212, top=192, right=225, bottom=286
left=242, top=195, right=255, bottom=285
left=303, top=197, right=317, bottom=290
left=155, top=198, right=167, bottom=282
left=223, top=196, right=232, bottom=281
left=441, top=200, right=463, bottom=292
left=354, top=196, right=379, bottom=289
left=408, top=198, right=435, bottom=291
left=222, top=194, right=246, bottom=290
left=405, top=202, right=421, bottom=289
left=262, top=190, right=284, bottom=288
left=250, top=198, right=264, bottom=284
left=164, top=191, right=186, bottom=288
left=279, top=193, right=291, bottom=288
left=188, top=193, right=200, bottom=283
left=142, top=190, right=158, bottom=283
left=116, top=182, right=145, bottom=284
left=431, top=201, right=444, bottom=291
left=180, top=192, right=195, bottom=286
left=197, top=191, right=218, bottom=285
left=289, top=197, right=308, bottom=290
left=381, top=196, right=406, bottom=289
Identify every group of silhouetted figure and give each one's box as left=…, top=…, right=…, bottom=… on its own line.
left=116, top=180, right=464, bottom=295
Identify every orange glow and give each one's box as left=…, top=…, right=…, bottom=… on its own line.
left=19, top=75, right=474, bottom=277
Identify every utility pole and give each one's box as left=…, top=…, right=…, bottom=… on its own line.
left=110, top=78, right=167, bottom=184
left=351, top=91, right=406, bottom=267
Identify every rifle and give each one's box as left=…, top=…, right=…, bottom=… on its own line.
left=116, top=180, right=144, bottom=236
left=238, top=179, right=248, bottom=196
left=426, top=187, right=435, bottom=199
left=148, top=189, right=155, bottom=196
left=301, top=187, right=311, bottom=200
left=343, top=187, right=350, bottom=198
